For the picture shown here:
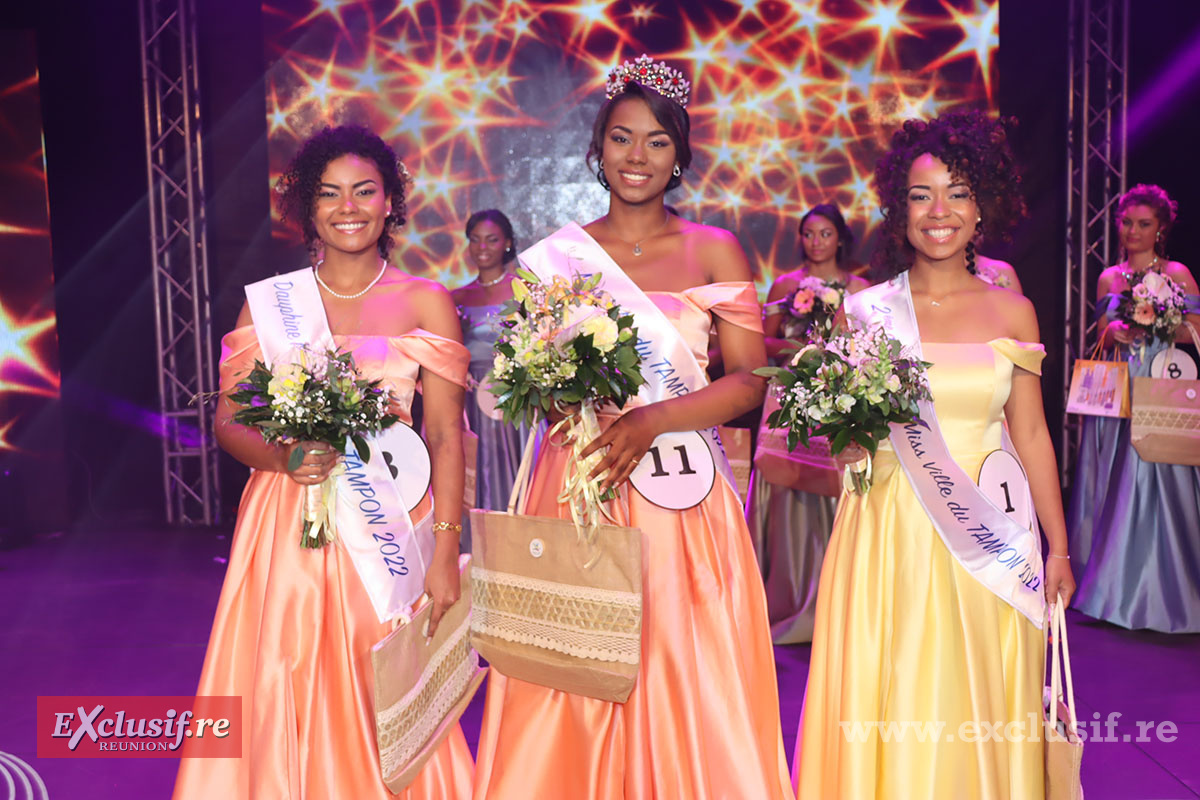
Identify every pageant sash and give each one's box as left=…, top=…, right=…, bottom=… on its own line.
left=244, top=268, right=432, bottom=623
left=843, top=272, right=1046, bottom=627
left=517, top=223, right=736, bottom=499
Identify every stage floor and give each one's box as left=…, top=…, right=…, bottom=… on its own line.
left=3, top=525, right=1197, bottom=798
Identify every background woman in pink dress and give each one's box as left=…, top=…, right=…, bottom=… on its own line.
left=173, top=125, right=474, bottom=799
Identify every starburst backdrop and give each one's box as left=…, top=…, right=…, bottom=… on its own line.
left=0, top=30, right=61, bottom=455
left=264, top=0, right=998, bottom=293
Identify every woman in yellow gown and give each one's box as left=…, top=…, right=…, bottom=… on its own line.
left=794, top=112, right=1076, bottom=799
left=173, top=126, right=474, bottom=798
left=472, top=58, right=794, bottom=799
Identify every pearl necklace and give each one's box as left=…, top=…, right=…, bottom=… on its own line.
left=314, top=259, right=388, bottom=299
left=605, top=212, right=671, bottom=256
left=475, top=271, right=510, bottom=288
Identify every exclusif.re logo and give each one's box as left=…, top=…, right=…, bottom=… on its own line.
left=36, top=696, right=241, bottom=759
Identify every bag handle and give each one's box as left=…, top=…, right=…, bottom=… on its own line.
left=1048, top=594, right=1079, bottom=737
left=507, top=417, right=541, bottom=515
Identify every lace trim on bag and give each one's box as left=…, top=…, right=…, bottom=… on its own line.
left=1133, top=406, right=1200, bottom=429
left=471, top=566, right=642, bottom=664
left=377, top=614, right=478, bottom=776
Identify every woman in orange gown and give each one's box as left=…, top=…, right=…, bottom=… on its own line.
left=471, top=60, right=794, bottom=800
left=173, top=126, right=474, bottom=799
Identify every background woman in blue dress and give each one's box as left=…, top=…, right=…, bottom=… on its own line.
left=1069, top=183, right=1200, bottom=633
left=452, top=210, right=534, bottom=532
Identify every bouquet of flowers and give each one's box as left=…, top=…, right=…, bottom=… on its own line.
left=774, top=276, right=846, bottom=338
left=230, top=348, right=399, bottom=547
left=487, top=269, right=644, bottom=526
left=1116, top=270, right=1187, bottom=343
left=754, top=322, right=931, bottom=493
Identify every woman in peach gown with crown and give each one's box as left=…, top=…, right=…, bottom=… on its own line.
left=471, top=58, right=794, bottom=799
left=173, top=126, right=474, bottom=798
left=793, top=112, right=1076, bottom=799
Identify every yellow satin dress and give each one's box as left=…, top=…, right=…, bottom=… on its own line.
left=173, top=328, right=475, bottom=800
left=473, top=283, right=795, bottom=800
left=795, top=339, right=1047, bottom=800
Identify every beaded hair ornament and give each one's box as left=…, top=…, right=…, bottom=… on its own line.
left=605, top=54, right=690, bottom=108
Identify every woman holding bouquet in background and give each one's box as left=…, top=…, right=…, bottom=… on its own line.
left=747, top=203, right=869, bottom=643
left=794, top=112, right=1075, bottom=798
left=452, top=210, right=535, bottom=538
left=1068, top=184, right=1200, bottom=633
left=472, top=56, right=793, bottom=800
left=174, top=126, right=473, bottom=799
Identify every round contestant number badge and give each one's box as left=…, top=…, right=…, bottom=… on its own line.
left=374, top=423, right=431, bottom=512
left=629, top=430, right=716, bottom=510
left=977, top=449, right=1033, bottom=531
left=1150, top=348, right=1198, bottom=381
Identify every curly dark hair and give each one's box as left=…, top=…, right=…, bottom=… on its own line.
left=1118, top=183, right=1178, bottom=257
left=587, top=82, right=692, bottom=193
left=465, top=209, right=517, bottom=264
left=274, top=125, right=408, bottom=260
left=799, top=203, right=855, bottom=267
left=872, top=111, right=1026, bottom=279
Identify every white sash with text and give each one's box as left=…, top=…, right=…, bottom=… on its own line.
left=843, top=272, right=1045, bottom=627
left=244, top=268, right=433, bottom=623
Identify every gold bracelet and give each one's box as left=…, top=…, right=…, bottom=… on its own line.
left=432, top=521, right=463, bottom=534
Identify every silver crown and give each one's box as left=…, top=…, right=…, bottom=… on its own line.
left=605, top=54, right=690, bottom=108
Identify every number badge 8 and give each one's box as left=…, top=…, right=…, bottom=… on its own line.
left=628, top=431, right=716, bottom=510
left=1150, top=349, right=1198, bottom=381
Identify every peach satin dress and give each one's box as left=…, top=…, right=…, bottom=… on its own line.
left=172, top=327, right=475, bottom=800
left=472, top=283, right=795, bottom=800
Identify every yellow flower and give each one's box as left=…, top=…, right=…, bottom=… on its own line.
left=268, top=362, right=307, bottom=402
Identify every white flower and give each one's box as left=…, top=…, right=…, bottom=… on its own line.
left=885, top=374, right=902, bottom=393
left=835, top=394, right=855, bottom=413
left=818, top=287, right=841, bottom=306
left=579, top=314, right=620, bottom=352
left=1141, top=270, right=1170, bottom=301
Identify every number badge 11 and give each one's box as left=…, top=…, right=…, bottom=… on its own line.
left=629, top=431, right=716, bottom=510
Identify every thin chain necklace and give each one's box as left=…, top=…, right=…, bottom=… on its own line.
left=474, top=271, right=510, bottom=288
left=605, top=212, right=671, bottom=256
left=313, top=259, right=388, bottom=299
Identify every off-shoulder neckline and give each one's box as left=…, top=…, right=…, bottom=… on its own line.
left=644, top=281, right=755, bottom=297
left=225, top=325, right=460, bottom=343
left=923, top=337, right=1043, bottom=347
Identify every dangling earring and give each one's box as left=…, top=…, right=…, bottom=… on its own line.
left=597, top=159, right=611, bottom=191
left=672, top=164, right=682, bottom=177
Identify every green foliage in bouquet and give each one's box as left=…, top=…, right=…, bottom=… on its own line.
left=229, top=348, right=399, bottom=471
left=754, top=323, right=932, bottom=457
left=486, top=268, right=646, bottom=427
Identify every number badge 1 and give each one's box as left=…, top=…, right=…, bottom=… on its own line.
left=628, top=431, right=716, bottom=510
left=977, top=449, right=1033, bottom=531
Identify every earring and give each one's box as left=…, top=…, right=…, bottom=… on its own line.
left=672, top=164, right=682, bottom=177
left=965, top=240, right=978, bottom=274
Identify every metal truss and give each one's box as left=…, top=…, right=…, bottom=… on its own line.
left=139, top=0, right=220, bottom=524
left=1062, top=0, right=1129, bottom=486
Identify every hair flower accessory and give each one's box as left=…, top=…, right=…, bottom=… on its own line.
left=606, top=54, right=690, bottom=108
